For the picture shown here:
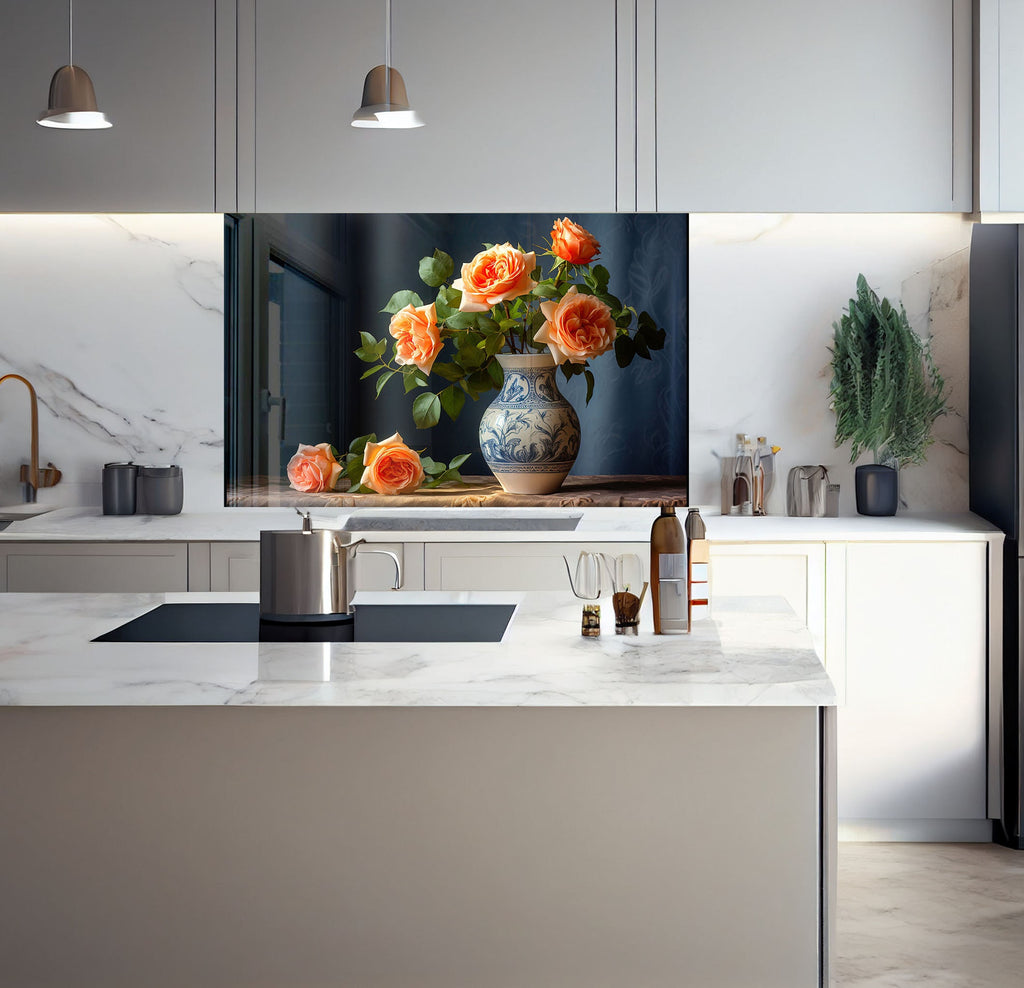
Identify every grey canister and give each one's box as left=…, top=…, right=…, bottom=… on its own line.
left=136, top=465, right=184, bottom=515
left=102, top=462, right=137, bottom=515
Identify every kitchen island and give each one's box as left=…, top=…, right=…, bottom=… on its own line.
left=0, top=591, right=836, bottom=988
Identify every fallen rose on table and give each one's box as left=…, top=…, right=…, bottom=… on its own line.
left=286, top=434, right=470, bottom=495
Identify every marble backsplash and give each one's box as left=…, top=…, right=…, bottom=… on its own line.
left=0, top=212, right=974, bottom=516
left=688, top=214, right=974, bottom=515
left=0, top=214, right=224, bottom=510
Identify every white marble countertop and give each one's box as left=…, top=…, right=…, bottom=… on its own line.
left=0, top=590, right=835, bottom=708
left=0, top=505, right=1004, bottom=544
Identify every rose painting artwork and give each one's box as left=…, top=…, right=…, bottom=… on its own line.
left=224, top=213, right=687, bottom=506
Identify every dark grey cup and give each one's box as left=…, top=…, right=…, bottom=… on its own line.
left=102, top=462, right=137, bottom=515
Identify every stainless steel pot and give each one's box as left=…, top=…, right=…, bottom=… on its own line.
left=259, top=510, right=401, bottom=620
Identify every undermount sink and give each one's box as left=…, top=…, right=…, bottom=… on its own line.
left=341, top=509, right=582, bottom=532
left=93, top=602, right=516, bottom=644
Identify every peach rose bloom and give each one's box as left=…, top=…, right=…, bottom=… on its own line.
left=550, top=217, right=600, bottom=265
left=535, top=286, right=617, bottom=365
left=286, top=442, right=343, bottom=493
left=453, top=243, right=536, bottom=312
left=360, top=432, right=425, bottom=496
left=390, top=302, right=443, bottom=375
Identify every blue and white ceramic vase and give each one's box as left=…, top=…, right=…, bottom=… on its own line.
left=478, top=353, right=581, bottom=495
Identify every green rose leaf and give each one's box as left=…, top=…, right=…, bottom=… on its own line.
left=584, top=369, right=595, bottom=405
left=348, top=433, right=376, bottom=456
left=354, top=334, right=388, bottom=363
left=445, top=310, right=478, bottom=330
left=468, top=368, right=493, bottom=394
left=634, top=333, right=651, bottom=360
left=531, top=282, right=560, bottom=298
left=359, top=364, right=386, bottom=380
left=456, top=338, right=486, bottom=369
left=403, top=368, right=428, bottom=393
left=380, top=289, right=424, bottom=315
left=375, top=369, right=397, bottom=397
left=485, top=358, right=504, bottom=388
left=419, top=249, right=454, bottom=288
left=614, top=334, right=636, bottom=368
left=439, top=383, right=466, bottom=421
left=412, top=391, right=441, bottom=429
left=419, top=456, right=446, bottom=476
left=592, top=265, right=610, bottom=291
left=430, top=361, right=463, bottom=382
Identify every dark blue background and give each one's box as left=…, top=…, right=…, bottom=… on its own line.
left=344, top=213, right=688, bottom=478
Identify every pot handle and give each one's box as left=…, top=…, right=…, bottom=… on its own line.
left=356, top=548, right=403, bottom=591
left=334, top=537, right=402, bottom=590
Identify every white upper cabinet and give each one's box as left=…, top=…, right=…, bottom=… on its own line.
left=977, top=0, right=1024, bottom=212
left=655, top=0, right=972, bottom=212
left=247, top=0, right=618, bottom=213
left=0, top=0, right=216, bottom=212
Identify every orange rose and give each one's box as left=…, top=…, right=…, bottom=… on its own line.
left=535, top=286, right=617, bottom=365
left=360, top=432, right=425, bottom=496
left=286, top=442, right=343, bottom=493
left=550, top=217, right=600, bottom=265
left=453, top=243, right=536, bottom=312
left=390, top=302, right=443, bottom=375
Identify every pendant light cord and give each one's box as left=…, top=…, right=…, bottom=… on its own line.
left=69, top=0, right=74, bottom=66
left=384, top=0, right=391, bottom=107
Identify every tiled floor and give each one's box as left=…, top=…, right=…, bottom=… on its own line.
left=836, top=843, right=1024, bottom=987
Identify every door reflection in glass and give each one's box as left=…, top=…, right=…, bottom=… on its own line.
left=260, top=257, right=341, bottom=480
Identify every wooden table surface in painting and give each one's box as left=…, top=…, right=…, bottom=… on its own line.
left=227, top=475, right=688, bottom=508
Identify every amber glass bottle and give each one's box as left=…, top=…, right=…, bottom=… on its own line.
left=651, top=505, right=687, bottom=634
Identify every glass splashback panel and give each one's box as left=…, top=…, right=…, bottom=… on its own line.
left=226, top=213, right=688, bottom=506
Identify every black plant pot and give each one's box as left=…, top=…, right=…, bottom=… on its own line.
left=855, top=464, right=898, bottom=516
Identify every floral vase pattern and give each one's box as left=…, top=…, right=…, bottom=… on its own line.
left=478, top=353, right=581, bottom=495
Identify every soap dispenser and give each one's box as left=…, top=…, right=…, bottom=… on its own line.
left=651, top=505, right=687, bottom=634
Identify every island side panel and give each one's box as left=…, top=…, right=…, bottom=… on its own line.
left=0, top=706, right=823, bottom=988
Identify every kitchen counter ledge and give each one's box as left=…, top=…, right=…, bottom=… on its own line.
left=0, top=590, right=835, bottom=708
left=0, top=505, right=1003, bottom=544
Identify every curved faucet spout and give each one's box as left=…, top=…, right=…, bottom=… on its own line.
left=0, top=373, right=52, bottom=503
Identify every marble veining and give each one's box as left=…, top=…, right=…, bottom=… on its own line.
left=689, top=213, right=974, bottom=517
left=0, top=214, right=224, bottom=510
left=0, top=591, right=836, bottom=708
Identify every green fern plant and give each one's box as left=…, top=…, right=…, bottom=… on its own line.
left=829, top=274, right=946, bottom=466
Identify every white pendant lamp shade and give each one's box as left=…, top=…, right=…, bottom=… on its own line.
left=37, top=65, right=111, bottom=129
left=351, top=0, right=423, bottom=129
left=351, top=65, right=423, bottom=129
left=37, top=1, right=112, bottom=130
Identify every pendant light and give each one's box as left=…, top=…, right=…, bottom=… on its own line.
left=37, top=0, right=112, bottom=129
left=351, top=0, right=423, bottom=129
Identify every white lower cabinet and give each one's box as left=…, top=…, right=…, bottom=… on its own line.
left=208, top=542, right=260, bottom=592
left=836, top=541, right=990, bottom=841
left=423, top=542, right=649, bottom=592
left=708, top=543, right=826, bottom=657
left=0, top=543, right=188, bottom=593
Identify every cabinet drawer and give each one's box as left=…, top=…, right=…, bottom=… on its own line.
left=424, top=542, right=648, bottom=592
left=2, top=543, right=188, bottom=593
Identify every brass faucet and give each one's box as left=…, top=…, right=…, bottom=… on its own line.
left=0, top=373, right=61, bottom=503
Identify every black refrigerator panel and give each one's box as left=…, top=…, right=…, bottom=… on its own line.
left=969, top=223, right=1021, bottom=540
left=996, top=547, right=1024, bottom=848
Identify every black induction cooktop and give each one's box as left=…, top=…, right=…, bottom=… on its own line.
left=93, top=602, right=516, bottom=644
